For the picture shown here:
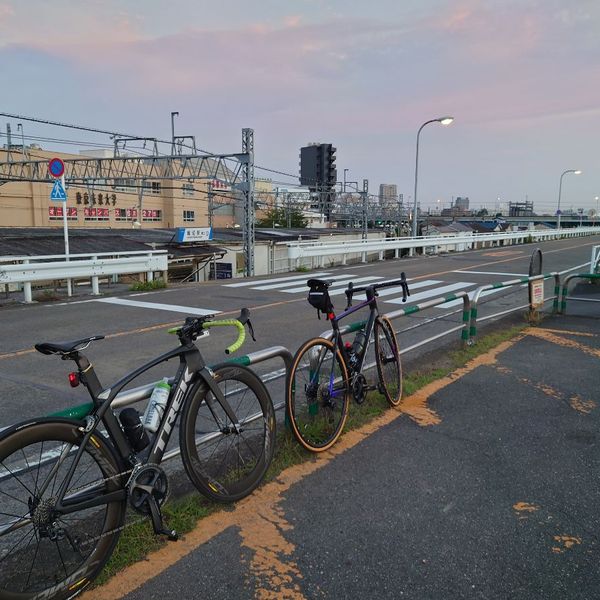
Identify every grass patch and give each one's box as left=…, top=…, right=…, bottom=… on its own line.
left=32, top=289, right=62, bottom=302
left=129, top=279, right=167, bottom=292
left=94, top=323, right=527, bottom=586
left=295, top=265, right=310, bottom=272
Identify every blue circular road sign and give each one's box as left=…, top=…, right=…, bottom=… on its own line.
left=48, top=157, right=65, bottom=178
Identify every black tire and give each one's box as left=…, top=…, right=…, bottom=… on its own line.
left=180, top=364, right=276, bottom=503
left=374, top=317, right=403, bottom=406
left=286, top=337, right=350, bottom=452
left=0, top=419, right=126, bottom=600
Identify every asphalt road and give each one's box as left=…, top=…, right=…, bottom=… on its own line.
left=0, top=235, right=598, bottom=429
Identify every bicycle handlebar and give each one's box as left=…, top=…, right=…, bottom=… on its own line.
left=167, top=308, right=255, bottom=354
left=203, top=319, right=245, bottom=354
left=345, top=273, right=410, bottom=307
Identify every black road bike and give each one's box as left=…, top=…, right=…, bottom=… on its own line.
left=286, top=274, right=410, bottom=452
left=0, top=309, right=275, bottom=599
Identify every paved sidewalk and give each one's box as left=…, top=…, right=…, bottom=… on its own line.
left=89, top=311, right=600, bottom=600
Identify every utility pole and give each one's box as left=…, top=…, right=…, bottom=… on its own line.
left=5, top=123, right=12, bottom=163
left=242, top=128, right=255, bottom=277
left=207, top=182, right=214, bottom=229
left=362, top=179, right=368, bottom=241
left=170, top=111, right=179, bottom=155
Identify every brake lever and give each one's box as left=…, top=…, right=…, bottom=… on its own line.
left=246, top=319, right=256, bottom=342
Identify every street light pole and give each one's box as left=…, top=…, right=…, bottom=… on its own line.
left=557, top=169, right=582, bottom=230
left=343, top=168, right=349, bottom=193
left=170, top=111, right=179, bottom=155
left=412, top=116, right=454, bottom=254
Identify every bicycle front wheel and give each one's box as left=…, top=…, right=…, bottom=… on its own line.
left=0, top=419, right=126, bottom=600
left=286, top=337, right=350, bottom=452
left=180, top=364, right=276, bottom=503
left=374, top=316, right=403, bottom=406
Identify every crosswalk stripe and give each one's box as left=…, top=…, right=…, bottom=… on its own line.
left=282, top=275, right=384, bottom=294
left=252, top=273, right=361, bottom=291
left=223, top=271, right=331, bottom=288
left=436, top=287, right=505, bottom=308
left=386, top=282, right=473, bottom=305
left=335, top=279, right=443, bottom=300
left=94, top=298, right=220, bottom=316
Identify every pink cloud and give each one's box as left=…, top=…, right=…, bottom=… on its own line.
left=0, top=2, right=14, bottom=22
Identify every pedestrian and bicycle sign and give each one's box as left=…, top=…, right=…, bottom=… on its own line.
left=50, top=179, right=67, bottom=201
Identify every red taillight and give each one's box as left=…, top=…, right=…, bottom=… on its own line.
left=68, top=372, right=80, bottom=388
left=344, top=341, right=352, bottom=350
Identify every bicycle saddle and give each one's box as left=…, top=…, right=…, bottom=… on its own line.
left=35, top=336, right=105, bottom=355
left=307, top=278, right=334, bottom=289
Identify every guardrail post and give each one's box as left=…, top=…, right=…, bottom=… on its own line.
left=91, top=255, right=100, bottom=295
left=147, top=253, right=154, bottom=282
left=23, top=259, right=32, bottom=303
left=552, top=274, right=561, bottom=313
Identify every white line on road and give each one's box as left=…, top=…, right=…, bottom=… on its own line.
left=454, top=271, right=527, bottom=276
left=223, top=272, right=331, bottom=288
left=94, top=298, right=220, bottom=316
left=387, top=282, right=474, bottom=305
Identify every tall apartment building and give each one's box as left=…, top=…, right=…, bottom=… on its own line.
left=455, top=196, right=469, bottom=210
left=379, top=184, right=398, bottom=203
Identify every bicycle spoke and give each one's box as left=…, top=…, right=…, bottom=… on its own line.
left=0, top=459, right=35, bottom=497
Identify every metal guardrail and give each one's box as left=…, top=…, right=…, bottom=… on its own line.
left=591, top=245, right=600, bottom=274
left=0, top=251, right=168, bottom=303
left=469, top=273, right=560, bottom=342
left=558, top=273, right=600, bottom=314
left=286, top=227, right=600, bottom=262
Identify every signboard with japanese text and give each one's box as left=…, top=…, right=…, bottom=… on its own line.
left=176, top=227, right=213, bottom=243
left=529, top=280, right=544, bottom=308
left=49, top=206, right=77, bottom=219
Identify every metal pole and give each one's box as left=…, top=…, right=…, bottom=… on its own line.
left=343, top=168, right=348, bottom=193
left=557, top=169, right=580, bottom=230
left=61, top=174, right=72, bottom=297
left=207, top=182, right=214, bottom=229
left=17, top=123, right=25, bottom=158
left=170, top=111, right=179, bottom=155
left=242, top=128, right=255, bottom=277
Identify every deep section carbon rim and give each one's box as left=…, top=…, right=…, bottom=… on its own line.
left=181, top=364, right=275, bottom=503
left=0, top=421, right=125, bottom=600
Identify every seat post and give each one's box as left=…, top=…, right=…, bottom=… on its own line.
left=74, top=353, right=103, bottom=399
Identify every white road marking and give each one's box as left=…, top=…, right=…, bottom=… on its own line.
left=282, top=275, right=383, bottom=294
left=436, top=287, right=505, bottom=308
left=454, top=270, right=527, bottom=277
left=223, top=271, right=331, bottom=288
left=94, top=298, right=220, bottom=316
left=387, top=282, right=474, bottom=305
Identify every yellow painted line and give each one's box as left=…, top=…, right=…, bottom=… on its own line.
left=493, top=362, right=596, bottom=414
left=532, top=328, right=597, bottom=338
left=85, top=334, right=524, bottom=600
left=525, top=328, right=600, bottom=359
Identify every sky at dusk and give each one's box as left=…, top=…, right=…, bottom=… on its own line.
left=1, top=0, right=599, bottom=213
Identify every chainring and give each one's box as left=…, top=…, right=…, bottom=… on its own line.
left=128, top=464, right=170, bottom=515
left=352, top=373, right=368, bottom=404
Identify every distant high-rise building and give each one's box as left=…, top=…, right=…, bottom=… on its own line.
left=299, top=143, right=337, bottom=218
left=379, top=184, right=398, bottom=203
left=455, top=196, right=469, bottom=210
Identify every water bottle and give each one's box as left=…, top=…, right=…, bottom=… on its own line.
left=143, top=377, right=171, bottom=433
left=119, top=408, right=150, bottom=451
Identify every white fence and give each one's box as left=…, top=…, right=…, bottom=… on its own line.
left=285, top=227, right=600, bottom=265
left=0, top=251, right=168, bottom=302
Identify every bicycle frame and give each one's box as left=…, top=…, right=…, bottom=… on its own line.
left=54, top=338, right=242, bottom=516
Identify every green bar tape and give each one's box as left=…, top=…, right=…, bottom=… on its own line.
left=462, top=310, right=469, bottom=323
left=520, top=277, right=530, bottom=283
left=470, top=307, right=478, bottom=319
left=492, top=283, right=504, bottom=289
left=461, top=329, right=469, bottom=341
left=346, top=320, right=367, bottom=334
left=404, top=306, right=420, bottom=315
left=469, top=325, right=477, bottom=338
left=49, top=402, right=94, bottom=420
left=445, top=294, right=457, bottom=302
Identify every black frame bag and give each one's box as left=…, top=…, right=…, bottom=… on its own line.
left=307, top=279, right=333, bottom=319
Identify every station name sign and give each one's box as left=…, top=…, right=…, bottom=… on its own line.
left=176, top=227, right=213, bottom=243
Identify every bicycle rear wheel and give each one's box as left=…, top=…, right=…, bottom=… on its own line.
left=374, top=317, right=403, bottom=406
left=0, top=419, right=126, bottom=600
left=180, top=364, right=276, bottom=503
left=286, top=337, right=350, bottom=452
